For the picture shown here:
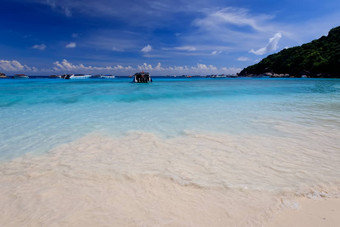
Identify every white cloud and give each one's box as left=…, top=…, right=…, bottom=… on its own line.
left=0, top=60, right=37, bottom=72
left=32, top=44, right=46, bottom=50
left=53, top=59, right=132, bottom=72
left=211, top=50, right=222, bottom=55
left=45, top=0, right=72, bottom=17
left=112, top=47, right=124, bottom=52
left=65, top=42, right=76, bottom=48
left=237, top=56, right=251, bottom=61
left=175, top=46, right=197, bottom=51
left=250, top=32, right=282, bottom=55
left=1, top=58, right=240, bottom=75
left=136, top=62, right=240, bottom=75
left=141, top=44, right=152, bottom=53
left=194, top=7, right=273, bottom=32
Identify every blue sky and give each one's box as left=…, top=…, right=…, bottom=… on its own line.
left=1, top=0, right=339, bottom=75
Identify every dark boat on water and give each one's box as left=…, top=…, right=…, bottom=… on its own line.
left=133, top=72, right=152, bottom=83
left=0, top=72, right=7, bottom=78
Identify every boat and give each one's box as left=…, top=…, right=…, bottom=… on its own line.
left=49, top=75, right=61, bottom=78
left=101, top=75, right=115, bottom=79
left=91, top=74, right=115, bottom=79
left=61, top=74, right=73, bottom=79
left=0, top=72, right=7, bottom=78
left=13, top=74, right=29, bottom=79
left=69, top=74, right=92, bottom=79
left=133, top=72, right=152, bottom=83
left=91, top=74, right=103, bottom=78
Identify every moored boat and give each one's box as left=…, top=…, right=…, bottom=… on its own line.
left=0, top=72, right=7, bottom=78
left=49, top=75, right=62, bottom=78
left=14, top=74, right=29, bottom=79
left=69, top=74, right=92, bottom=79
left=133, top=72, right=151, bottom=83
left=61, top=74, right=73, bottom=79
left=101, top=75, right=115, bottom=79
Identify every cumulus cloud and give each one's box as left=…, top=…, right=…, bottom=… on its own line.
left=32, top=44, right=46, bottom=50
left=250, top=32, right=282, bottom=55
left=53, top=59, right=132, bottom=72
left=52, top=59, right=240, bottom=75
left=141, top=44, right=152, bottom=53
left=0, top=60, right=37, bottom=72
left=137, top=62, right=240, bottom=75
left=237, top=56, right=251, bottom=61
left=65, top=42, right=76, bottom=48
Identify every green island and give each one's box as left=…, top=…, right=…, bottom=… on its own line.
left=239, top=26, right=340, bottom=78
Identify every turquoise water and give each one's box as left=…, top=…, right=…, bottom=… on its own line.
left=1, top=77, right=340, bottom=160
left=1, top=77, right=340, bottom=226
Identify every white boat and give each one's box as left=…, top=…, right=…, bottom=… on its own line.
left=101, top=75, right=115, bottom=79
left=69, top=74, right=92, bottom=79
left=91, top=74, right=115, bottom=79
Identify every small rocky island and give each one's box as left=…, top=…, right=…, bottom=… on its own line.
left=239, top=26, right=340, bottom=78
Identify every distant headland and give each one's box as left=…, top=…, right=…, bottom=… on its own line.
left=239, top=26, right=340, bottom=78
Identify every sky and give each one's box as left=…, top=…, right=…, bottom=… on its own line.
left=0, top=0, right=340, bottom=75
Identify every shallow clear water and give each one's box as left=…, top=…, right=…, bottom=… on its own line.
left=1, top=77, right=340, bottom=226
left=1, top=78, right=340, bottom=160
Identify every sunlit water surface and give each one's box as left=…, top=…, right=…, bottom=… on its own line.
left=0, top=78, right=340, bottom=226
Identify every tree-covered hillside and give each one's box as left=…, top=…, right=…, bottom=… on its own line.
left=239, top=26, right=340, bottom=77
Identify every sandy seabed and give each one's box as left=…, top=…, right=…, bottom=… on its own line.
left=1, top=125, right=340, bottom=226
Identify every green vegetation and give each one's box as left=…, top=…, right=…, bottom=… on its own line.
left=239, top=26, right=340, bottom=77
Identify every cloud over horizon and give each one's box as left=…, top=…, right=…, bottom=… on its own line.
left=0, top=59, right=240, bottom=75
left=0, top=60, right=37, bottom=72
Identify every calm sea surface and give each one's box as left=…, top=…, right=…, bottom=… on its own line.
left=0, top=77, right=340, bottom=226
left=1, top=77, right=339, bottom=160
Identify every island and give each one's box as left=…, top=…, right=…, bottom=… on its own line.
left=239, top=26, right=340, bottom=78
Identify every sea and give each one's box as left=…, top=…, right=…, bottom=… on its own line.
left=0, top=77, right=340, bottom=226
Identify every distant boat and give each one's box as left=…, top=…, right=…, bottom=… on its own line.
left=101, top=75, right=115, bottom=79
left=49, top=75, right=61, bottom=78
left=61, top=74, right=73, bottom=79
left=133, top=72, right=152, bottom=83
left=14, top=74, right=29, bottom=79
left=61, top=74, right=91, bottom=79
left=0, top=72, right=7, bottom=78
left=70, top=74, right=91, bottom=79
left=91, top=74, right=115, bottom=79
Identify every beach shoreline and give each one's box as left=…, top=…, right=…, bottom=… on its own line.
left=1, top=131, right=339, bottom=226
